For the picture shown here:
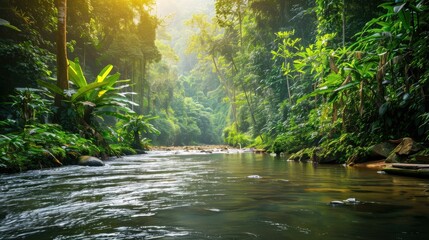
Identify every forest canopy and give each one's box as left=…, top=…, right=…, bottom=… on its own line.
left=1, top=0, right=429, bottom=171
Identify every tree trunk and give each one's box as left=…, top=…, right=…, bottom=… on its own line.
left=55, top=0, right=68, bottom=107
left=279, top=0, right=289, bottom=28
left=359, top=81, right=364, bottom=116
left=285, top=59, right=292, bottom=103
left=230, top=58, right=263, bottom=140
left=131, top=60, right=136, bottom=111
left=342, top=0, right=346, bottom=47
left=237, top=2, right=243, bottom=48
left=133, top=130, right=141, bottom=149
left=376, top=53, right=387, bottom=106
left=211, top=55, right=237, bottom=124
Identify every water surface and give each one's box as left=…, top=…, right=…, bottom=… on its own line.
left=1, top=152, right=429, bottom=239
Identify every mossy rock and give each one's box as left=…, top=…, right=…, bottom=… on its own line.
left=367, top=142, right=396, bottom=158
left=78, top=156, right=105, bottom=167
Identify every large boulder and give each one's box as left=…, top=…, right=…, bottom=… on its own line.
left=78, top=156, right=105, bottom=167
left=386, top=151, right=401, bottom=163
left=393, top=137, right=421, bottom=155
left=386, top=138, right=421, bottom=163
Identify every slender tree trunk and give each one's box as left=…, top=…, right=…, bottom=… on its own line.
left=285, top=59, right=291, bottom=103
left=242, top=83, right=264, bottom=141
left=376, top=53, right=387, bottom=106
left=138, top=58, right=146, bottom=114
left=359, top=81, right=364, bottom=116
left=230, top=59, right=263, bottom=140
left=332, top=102, right=338, bottom=123
left=147, top=81, right=151, bottom=114
left=55, top=0, right=68, bottom=107
left=342, top=0, right=346, bottom=47
left=238, top=2, right=243, bottom=48
left=232, top=81, right=237, bottom=126
left=131, top=60, right=136, bottom=111
left=133, top=130, right=141, bottom=149
left=279, top=0, right=289, bottom=28
left=142, top=60, right=150, bottom=114
left=211, top=55, right=237, bottom=124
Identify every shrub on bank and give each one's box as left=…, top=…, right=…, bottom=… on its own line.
left=0, top=123, right=102, bottom=173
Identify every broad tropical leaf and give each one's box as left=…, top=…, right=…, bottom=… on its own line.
left=96, top=64, right=113, bottom=83
left=37, top=80, right=63, bottom=96
left=0, top=18, right=20, bottom=31
left=334, top=81, right=360, bottom=92
left=68, top=59, right=87, bottom=88
left=97, top=73, right=120, bottom=98
left=71, top=81, right=110, bottom=101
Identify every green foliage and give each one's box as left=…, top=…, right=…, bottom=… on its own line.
left=2, top=0, right=428, bottom=167
left=150, top=116, right=179, bottom=145
left=268, top=0, right=429, bottom=161
left=110, top=143, right=137, bottom=156
left=0, top=18, right=20, bottom=31
left=9, top=88, right=52, bottom=127
left=39, top=59, right=137, bottom=145
left=223, top=124, right=251, bottom=147
left=0, top=40, right=54, bottom=103
left=318, top=133, right=364, bottom=163
left=0, top=123, right=100, bottom=172
left=116, top=114, right=160, bottom=150
left=151, top=96, right=220, bottom=146
left=272, top=134, right=291, bottom=155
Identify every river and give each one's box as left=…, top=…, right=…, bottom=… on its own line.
left=1, top=152, right=428, bottom=239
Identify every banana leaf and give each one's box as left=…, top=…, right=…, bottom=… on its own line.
left=96, top=64, right=113, bottom=83
left=68, top=59, right=87, bottom=88
left=71, top=81, right=110, bottom=102
left=37, top=80, right=64, bottom=96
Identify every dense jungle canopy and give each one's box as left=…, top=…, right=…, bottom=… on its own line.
left=1, top=0, right=429, bottom=171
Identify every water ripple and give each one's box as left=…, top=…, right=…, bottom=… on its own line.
left=1, top=153, right=429, bottom=239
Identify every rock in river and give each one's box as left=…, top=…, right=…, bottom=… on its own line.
left=330, top=198, right=360, bottom=206
left=78, top=156, right=105, bottom=167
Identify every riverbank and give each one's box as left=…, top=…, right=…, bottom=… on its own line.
left=350, top=160, right=392, bottom=170
left=150, top=145, right=231, bottom=151
left=148, top=145, right=251, bottom=154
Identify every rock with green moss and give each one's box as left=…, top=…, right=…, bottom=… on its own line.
left=367, top=142, right=396, bottom=158
left=386, top=138, right=422, bottom=163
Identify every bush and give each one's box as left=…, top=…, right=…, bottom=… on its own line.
left=223, top=124, right=252, bottom=147
left=150, top=117, right=178, bottom=145
left=0, top=123, right=101, bottom=172
left=110, top=144, right=137, bottom=155
left=272, top=134, right=290, bottom=155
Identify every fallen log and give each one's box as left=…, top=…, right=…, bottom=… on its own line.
left=383, top=167, right=429, bottom=178
left=391, top=163, right=429, bottom=169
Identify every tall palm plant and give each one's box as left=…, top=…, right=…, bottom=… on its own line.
left=38, top=59, right=137, bottom=151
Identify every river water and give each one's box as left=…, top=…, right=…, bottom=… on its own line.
left=1, top=152, right=429, bottom=239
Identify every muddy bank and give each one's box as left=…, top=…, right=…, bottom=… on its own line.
left=350, top=160, right=392, bottom=170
